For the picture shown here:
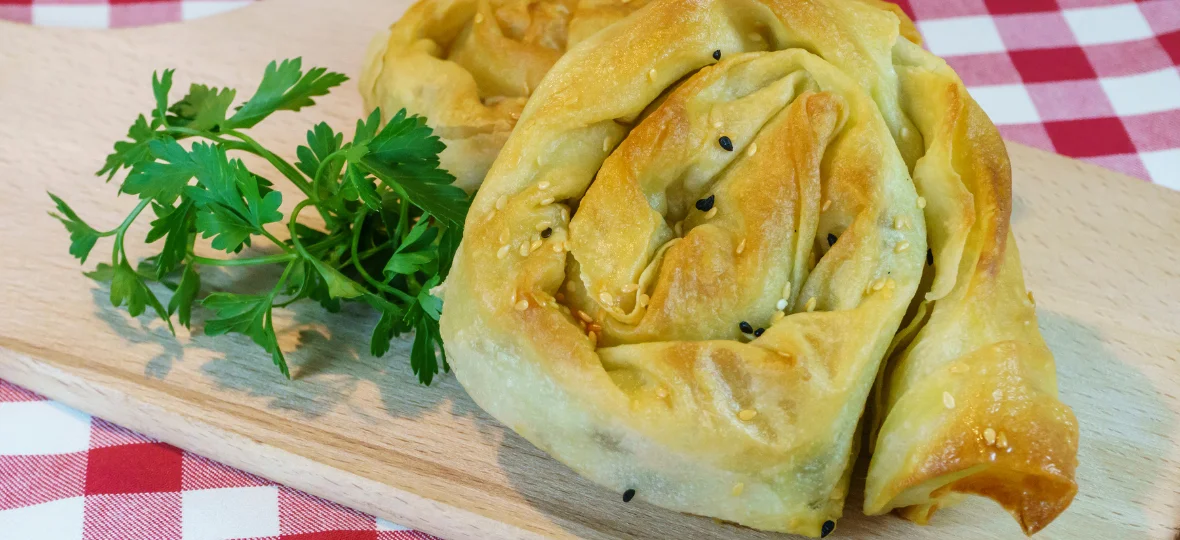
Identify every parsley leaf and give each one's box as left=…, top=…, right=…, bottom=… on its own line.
left=169, top=84, right=237, bottom=132
left=97, top=114, right=159, bottom=180
left=110, top=259, right=175, bottom=334
left=185, top=144, right=284, bottom=252
left=121, top=138, right=198, bottom=204
left=48, top=193, right=103, bottom=264
left=227, top=59, right=348, bottom=129
left=152, top=69, right=174, bottom=126
left=169, top=263, right=201, bottom=328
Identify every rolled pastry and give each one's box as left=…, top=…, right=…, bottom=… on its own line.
left=440, top=0, right=1078, bottom=536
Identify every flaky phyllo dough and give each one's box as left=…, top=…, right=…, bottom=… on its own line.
left=360, top=0, right=649, bottom=191
left=439, top=0, right=1079, bottom=536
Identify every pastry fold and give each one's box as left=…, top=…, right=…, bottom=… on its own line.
left=360, top=0, right=647, bottom=191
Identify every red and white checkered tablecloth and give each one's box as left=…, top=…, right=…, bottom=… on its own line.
left=1, top=1, right=1178, bottom=539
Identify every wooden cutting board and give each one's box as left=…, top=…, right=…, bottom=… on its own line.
left=1, top=1, right=1178, bottom=538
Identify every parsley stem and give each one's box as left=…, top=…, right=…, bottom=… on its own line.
left=312, top=148, right=348, bottom=188
left=258, top=228, right=291, bottom=252
left=189, top=253, right=296, bottom=267
left=348, top=210, right=411, bottom=301
left=225, top=129, right=314, bottom=200
left=287, top=199, right=319, bottom=263
left=111, top=198, right=153, bottom=261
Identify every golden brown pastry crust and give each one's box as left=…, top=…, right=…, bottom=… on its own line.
left=360, top=0, right=648, bottom=191
left=438, top=0, right=1078, bottom=535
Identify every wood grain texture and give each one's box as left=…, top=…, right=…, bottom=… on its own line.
left=1, top=1, right=1177, bottom=538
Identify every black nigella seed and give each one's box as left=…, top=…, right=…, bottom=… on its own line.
left=927, top=248, right=934, bottom=266
left=827, top=233, right=837, bottom=247
left=821, top=520, right=836, bottom=538
left=718, top=136, right=734, bottom=151
left=739, top=321, right=754, bottom=334
left=754, top=328, right=764, bottom=337
left=623, top=489, right=636, bottom=502
left=541, top=227, right=553, bottom=238
left=713, top=49, right=722, bottom=61
left=695, top=194, right=716, bottom=212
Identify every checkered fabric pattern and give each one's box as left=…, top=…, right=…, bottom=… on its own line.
left=2, top=0, right=1179, bottom=538
left=0, top=0, right=253, bottom=28
left=0, top=380, right=438, bottom=540
left=894, top=0, right=1180, bottom=188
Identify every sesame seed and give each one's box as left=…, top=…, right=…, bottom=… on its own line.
left=497, top=245, right=510, bottom=259
left=927, top=248, right=934, bottom=266
left=738, top=409, right=757, bottom=421
left=603, top=137, right=610, bottom=152
left=917, top=196, right=927, bottom=209
left=673, top=221, right=684, bottom=236
left=539, top=182, right=551, bottom=191
left=656, top=387, right=668, bottom=398
left=622, top=283, right=638, bottom=293
left=942, top=391, right=956, bottom=409
left=821, top=520, right=835, bottom=538
left=885, top=278, right=896, bottom=289
left=530, top=239, right=542, bottom=252
left=560, top=206, right=569, bottom=222
left=1027, top=291, right=1036, bottom=306
left=541, top=227, right=553, bottom=239
left=805, top=297, right=817, bottom=312
left=514, top=299, right=528, bottom=311
left=753, top=328, right=764, bottom=337
left=638, top=294, right=650, bottom=306
left=871, top=279, right=886, bottom=291
left=474, top=12, right=484, bottom=23
left=519, top=243, right=530, bottom=256
left=732, top=483, right=744, bottom=496
left=648, top=68, right=657, bottom=81
left=893, top=216, right=908, bottom=230
left=996, top=432, right=1008, bottom=449
left=499, top=228, right=510, bottom=243
left=536, top=221, right=552, bottom=231
left=588, top=322, right=602, bottom=333
left=748, top=32, right=762, bottom=42
left=739, top=321, right=754, bottom=334
left=588, top=331, right=598, bottom=347
left=577, top=310, right=593, bottom=323
left=537, top=155, right=544, bottom=166
left=827, top=233, right=837, bottom=247
left=782, top=281, right=791, bottom=298
left=713, top=49, right=721, bottom=61
left=552, top=242, right=564, bottom=252
left=747, top=143, right=758, bottom=157
left=566, top=281, right=576, bottom=292
left=736, top=239, right=746, bottom=255
left=623, top=489, right=635, bottom=502
left=696, top=194, right=715, bottom=212
left=555, top=292, right=565, bottom=302
left=599, top=291, right=614, bottom=305
left=901, top=126, right=911, bottom=138
left=540, top=197, right=555, bottom=205
left=718, top=136, right=734, bottom=151
left=984, top=427, right=996, bottom=445
left=771, top=311, right=785, bottom=323
left=496, top=195, right=507, bottom=210
left=776, top=298, right=788, bottom=310
left=487, top=209, right=496, bottom=220
left=822, top=199, right=832, bottom=212
left=895, top=240, right=910, bottom=253
left=713, top=121, right=723, bottom=128
left=705, top=207, right=718, bottom=220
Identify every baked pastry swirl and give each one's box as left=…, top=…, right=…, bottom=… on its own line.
left=438, top=0, right=1079, bottom=536
left=360, top=0, right=649, bottom=192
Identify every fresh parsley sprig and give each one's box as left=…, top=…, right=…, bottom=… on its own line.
left=49, top=58, right=469, bottom=384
